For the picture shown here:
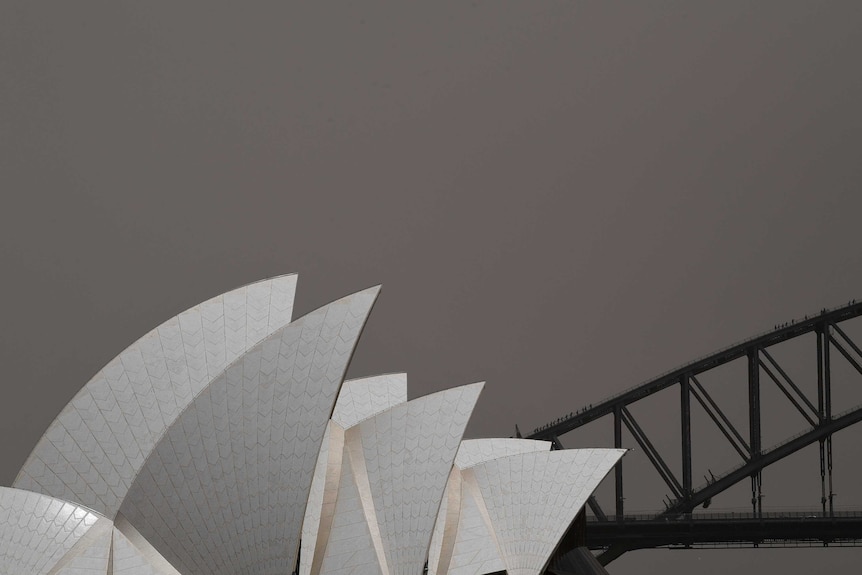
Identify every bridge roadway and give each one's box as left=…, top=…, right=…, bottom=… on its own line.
left=585, top=510, right=862, bottom=551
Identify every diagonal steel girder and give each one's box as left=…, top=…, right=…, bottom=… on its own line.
left=663, top=404, right=862, bottom=515
left=759, top=349, right=818, bottom=425
left=531, top=301, right=862, bottom=567
left=529, top=302, right=862, bottom=442
left=594, top=406, right=862, bottom=566
left=620, top=407, right=684, bottom=501
left=689, top=375, right=751, bottom=459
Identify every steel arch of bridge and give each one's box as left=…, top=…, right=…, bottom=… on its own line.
left=527, top=299, right=862, bottom=564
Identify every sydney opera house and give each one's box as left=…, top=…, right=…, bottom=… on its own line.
left=1, top=275, right=624, bottom=575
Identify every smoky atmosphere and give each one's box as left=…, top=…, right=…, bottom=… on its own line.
left=2, top=2, right=862, bottom=574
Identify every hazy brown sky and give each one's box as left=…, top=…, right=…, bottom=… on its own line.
left=3, top=2, right=862, bottom=573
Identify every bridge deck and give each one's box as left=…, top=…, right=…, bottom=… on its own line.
left=586, top=511, right=862, bottom=550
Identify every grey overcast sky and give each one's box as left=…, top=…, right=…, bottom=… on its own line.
left=2, top=2, right=862, bottom=573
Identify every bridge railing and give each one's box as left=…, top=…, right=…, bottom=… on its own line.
left=586, top=510, right=862, bottom=522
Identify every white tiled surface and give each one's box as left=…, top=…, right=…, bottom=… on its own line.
left=301, top=374, right=407, bottom=575
left=319, top=383, right=483, bottom=575
left=0, top=486, right=104, bottom=575
left=15, top=275, right=297, bottom=518
left=316, top=446, right=384, bottom=575
left=112, top=515, right=183, bottom=575
left=429, top=439, right=551, bottom=575
left=50, top=519, right=111, bottom=575
left=118, top=287, right=379, bottom=575
left=426, top=469, right=460, bottom=575
left=469, top=449, right=625, bottom=575
left=454, top=439, right=552, bottom=471
left=331, top=374, right=408, bottom=429
left=3, top=274, right=623, bottom=575
left=299, top=423, right=341, bottom=575
left=111, top=526, right=182, bottom=575
left=445, top=476, right=503, bottom=575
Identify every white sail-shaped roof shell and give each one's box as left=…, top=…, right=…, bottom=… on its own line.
left=0, top=486, right=109, bottom=575
left=454, top=439, right=552, bottom=470
left=3, top=273, right=628, bottom=575
left=428, top=439, right=552, bottom=575
left=313, top=382, right=484, bottom=575
left=116, top=287, right=380, bottom=575
left=0, top=488, right=188, bottom=575
left=331, top=373, right=408, bottom=429
left=434, top=473, right=500, bottom=575
left=111, top=518, right=184, bottom=575
left=300, top=374, right=408, bottom=575
left=468, top=449, right=625, bottom=575
left=49, top=522, right=112, bottom=575
left=15, top=275, right=298, bottom=518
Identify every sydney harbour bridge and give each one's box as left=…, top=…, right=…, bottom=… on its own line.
left=528, top=300, right=862, bottom=568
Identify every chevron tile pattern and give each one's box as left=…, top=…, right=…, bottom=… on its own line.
left=470, top=449, right=625, bottom=575
left=15, top=276, right=297, bottom=518
left=0, top=487, right=104, bottom=575
left=117, top=287, right=379, bottom=575
left=453, top=439, right=552, bottom=470
left=426, top=469, right=459, bottom=575
left=49, top=520, right=112, bottom=575
left=331, top=374, right=408, bottom=429
left=428, top=439, right=552, bottom=575
left=359, top=382, right=484, bottom=575
left=4, top=275, right=625, bottom=575
left=316, top=449, right=384, bottom=575
left=111, top=526, right=183, bottom=575
left=301, top=374, right=407, bottom=575
left=443, top=476, right=502, bottom=575
left=316, top=383, right=484, bottom=575
left=300, top=423, right=337, bottom=575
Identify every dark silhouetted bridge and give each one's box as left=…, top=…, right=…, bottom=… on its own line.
left=528, top=300, right=862, bottom=565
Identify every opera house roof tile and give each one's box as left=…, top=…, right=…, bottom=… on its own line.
left=2, top=276, right=621, bottom=575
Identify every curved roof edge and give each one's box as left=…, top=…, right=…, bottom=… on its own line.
left=0, top=486, right=109, bottom=575
left=455, top=438, right=552, bottom=470
left=332, top=373, right=408, bottom=429
left=317, top=382, right=484, bottom=575
left=429, top=438, right=553, bottom=575
left=470, top=448, right=625, bottom=575
left=116, top=286, right=381, bottom=575
left=15, top=275, right=298, bottom=518
left=301, top=373, right=407, bottom=575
